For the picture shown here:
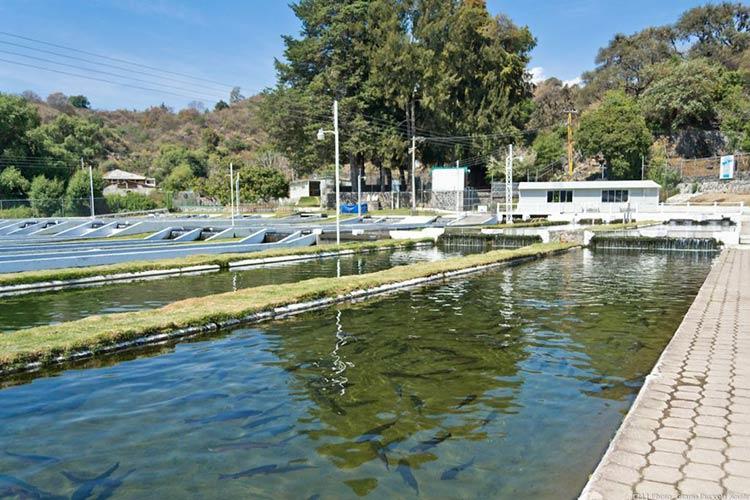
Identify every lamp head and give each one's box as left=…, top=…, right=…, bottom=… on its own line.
left=317, top=129, right=325, bottom=141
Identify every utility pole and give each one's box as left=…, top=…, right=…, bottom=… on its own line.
left=85, top=158, right=95, bottom=219
left=411, top=135, right=417, bottom=211
left=564, top=110, right=578, bottom=178
left=641, top=155, right=645, bottom=180
left=505, top=144, right=513, bottom=225
left=229, top=162, right=235, bottom=227
left=357, top=173, right=362, bottom=220
left=319, top=101, right=340, bottom=245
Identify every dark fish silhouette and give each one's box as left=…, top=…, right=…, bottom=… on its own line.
left=4, top=451, right=60, bottom=465
left=185, top=409, right=262, bottom=425
left=91, top=469, right=135, bottom=500
left=241, top=415, right=278, bottom=430
left=343, top=399, right=377, bottom=408
left=480, top=411, right=498, bottom=427
left=0, top=474, right=66, bottom=500
left=382, top=371, right=429, bottom=379
left=219, top=463, right=316, bottom=480
left=396, top=459, right=419, bottom=495
left=456, top=395, right=477, bottom=408
left=411, top=431, right=452, bottom=453
left=169, top=391, right=229, bottom=405
left=61, top=462, right=120, bottom=500
left=355, top=421, right=397, bottom=442
left=420, top=369, right=454, bottom=376
left=369, top=442, right=390, bottom=470
left=440, top=457, right=475, bottom=480
left=410, top=395, right=424, bottom=412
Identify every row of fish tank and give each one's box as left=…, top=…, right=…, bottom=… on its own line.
left=0, top=234, right=722, bottom=498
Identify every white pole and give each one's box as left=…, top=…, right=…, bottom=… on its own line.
left=334, top=100, right=340, bottom=246
left=357, top=173, right=362, bottom=220
left=85, top=159, right=95, bottom=219
left=229, top=162, right=235, bottom=227
left=506, top=144, right=513, bottom=225
left=411, top=135, right=417, bottom=211
left=235, top=174, right=240, bottom=216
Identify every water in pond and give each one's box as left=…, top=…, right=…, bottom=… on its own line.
left=0, top=246, right=472, bottom=332
left=0, top=249, right=714, bottom=498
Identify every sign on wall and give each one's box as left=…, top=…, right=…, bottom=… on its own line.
left=720, top=155, right=735, bottom=180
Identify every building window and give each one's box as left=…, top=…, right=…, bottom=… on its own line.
left=601, top=189, right=629, bottom=203
left=546, top=190, right=573, bottom=203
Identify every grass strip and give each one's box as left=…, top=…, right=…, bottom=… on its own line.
left=586, top=221, right=659, bottom=233
left=0, top=242, right=574, bottom=374
left=0, top=238, right=433, bottom=287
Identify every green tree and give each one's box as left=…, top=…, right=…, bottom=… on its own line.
left=68, top=95, right=91, bottom=109
left=581, top=27, right=678, bottom=100
left=29, top=175, right=65, bottom=216
left=214, top=100, right=230, bottom=111
left=532, top=128, right=566, bottom=168
left=576, top=90, right=652, bottom=179
left=676, top=2, right=750, bottom=69
left=639, top=59, right=725, bottom=133
left=0, top=167, right=31, bottom=198
left=65, top=168, right=104, bottom=215
left=0, top=93, right=40, bottom=156
left=238, top=165, right=289, bottom=202
left=28, top=114, right=111, bottom=176
left=162, top=164, right=195, bottom=192
left=153, top=144, right=207, bottom=180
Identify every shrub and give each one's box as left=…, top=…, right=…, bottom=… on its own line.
left=29, top=175, right=65, bottom=216
left=106, top=192, right=159, bottom=213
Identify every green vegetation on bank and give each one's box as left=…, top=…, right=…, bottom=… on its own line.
left=586, top=221, right=660, bottom=232
left=0, top=242, right=574, bottom=374
left=0, top=238, right=433, bottom=287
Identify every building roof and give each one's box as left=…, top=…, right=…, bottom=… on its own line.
left=518, top=180, right=660, bottom=190
left=103, top=169, right=149, bottom=181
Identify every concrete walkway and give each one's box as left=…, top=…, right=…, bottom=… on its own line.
left=581, top=247, right=750, bottom=499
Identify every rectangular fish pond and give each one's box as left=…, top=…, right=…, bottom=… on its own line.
left=0, top=246, right=477, bottom=332
left=0, top=248, right=714, bottom=498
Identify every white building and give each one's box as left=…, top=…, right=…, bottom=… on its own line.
left=516, top=180, right=661, bottom=220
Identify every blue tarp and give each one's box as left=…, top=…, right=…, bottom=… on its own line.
left=340, top=203, right=368, bottom=214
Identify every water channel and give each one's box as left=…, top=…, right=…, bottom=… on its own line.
left=0, top=249, right=714, bottom=498
left=0, top=246, right=473, bottom=332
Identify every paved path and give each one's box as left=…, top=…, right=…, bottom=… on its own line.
left=581, top=247, right=750, bottom=499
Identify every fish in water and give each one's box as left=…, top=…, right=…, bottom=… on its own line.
left=342, top=399, right=377, bottom=408
left=396, top=459, right=419, bottom=495
left=0, top=474, right=66, bottom=500
left=355, top=421, right=397, bottom=443
left=61, top=462, right=120, bottom=500
left=185, top=409, right=262, bottom=425
left=219, top=463, right=316, bottom=480
left=4, top=451, right=60, bottom=465
left=382, top=371, right=429, bottom=380
left=456, top=394, right=477, bottom=408
left=91, top=469, right=135, bottom=500
left=410, top=395, right=425, bottom=413
left=241, top=415, right=278, bottom=431
left=411, top=431, right=452, bottom=453
left=369, top=441, right=390, bottom=470
left=440, top=457, right=475, bottom=480
left=479, top=411, right=498, bottom=427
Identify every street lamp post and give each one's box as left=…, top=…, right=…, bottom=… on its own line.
left=317, top=100, right=340, bottom=246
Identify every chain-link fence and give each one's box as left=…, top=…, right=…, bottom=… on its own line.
left=325, top=189, right=506, bottom=212
left=0, top=197, right=168, bottom=218
left=670, top=153, right=750, bottom=180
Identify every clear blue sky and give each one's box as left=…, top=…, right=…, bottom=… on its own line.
left=0, top=0, right=716, bottom=110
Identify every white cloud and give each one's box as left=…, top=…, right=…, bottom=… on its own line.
left=529, top=67, right=546, bottom=84
left=563, top=76, right=583, bottom=87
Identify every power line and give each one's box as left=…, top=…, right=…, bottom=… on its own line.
left=0, top=40, right=230, bottom=94
left=0, top=31, right=236, bottom=89
left=0, top=48, right=225, bottom=100
left=0, top=57, right=219, bottom=102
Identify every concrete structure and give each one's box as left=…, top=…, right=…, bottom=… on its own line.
left=289, top=178, right=331, bottom=204
left=517, top=180, right=660, bottom=219
left=581, top=247, right=750, bottom=499
left=103, top=169, right=156, bottom=195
